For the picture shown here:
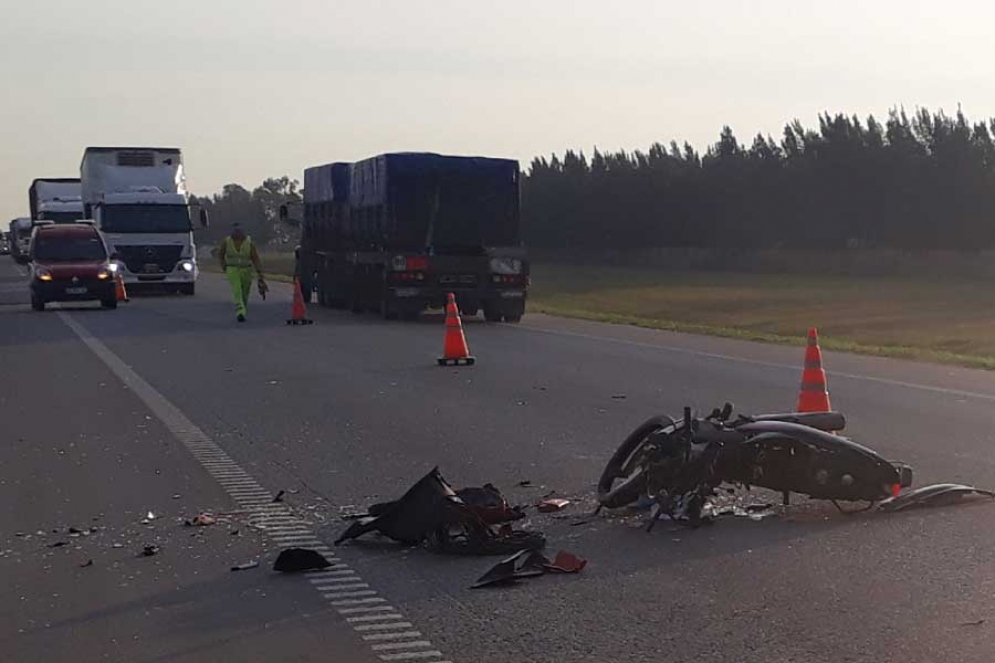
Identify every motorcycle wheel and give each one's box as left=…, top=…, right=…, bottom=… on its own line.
left=598, top=415, right=677, bottom=509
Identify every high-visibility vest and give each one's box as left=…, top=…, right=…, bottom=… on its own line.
left=224, top=236, right=254, bottom=268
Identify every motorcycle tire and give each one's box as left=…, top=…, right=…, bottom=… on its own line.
left=598, top=415, right=677, bottom=509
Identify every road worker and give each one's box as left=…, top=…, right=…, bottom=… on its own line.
left=217, top=223, right=266, bottom=322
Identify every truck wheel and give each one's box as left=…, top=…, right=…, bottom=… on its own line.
left=483, top=305, right=502, bottom=323
left=101, top=297, right=118, bottom=310
left=180, top=284, right=195, bottom=296
left=31, top=294, right=45, bottom=311
left=462, top=305, right=479, bottom=318
left=503, top=314, right=522, bottom=323
left=300, top=280, right=313, bottom=304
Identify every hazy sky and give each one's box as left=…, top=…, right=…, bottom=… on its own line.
left=1, top=0, right=993, bottom=221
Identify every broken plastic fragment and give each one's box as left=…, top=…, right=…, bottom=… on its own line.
left=879, top=484, right=995, bottom=512
left=273, top=548, right=331, bottom=572
left=472, top=549, right=548, bottom=589
left=139, top=545, right=160, bottom=557
left=537, top=498, right=570, bottom=513
left=231, top=561, right=259, bottom=572
left=544, top=550, right=587, bottom=573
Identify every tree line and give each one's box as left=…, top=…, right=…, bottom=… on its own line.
left=523, top=108, right=995, bottom=251
left=195, top=108, right=995, bottom=252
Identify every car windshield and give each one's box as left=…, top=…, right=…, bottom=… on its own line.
left=101, top=204, right=191, bottom=233
left=33, top=234, right=106, bottom=262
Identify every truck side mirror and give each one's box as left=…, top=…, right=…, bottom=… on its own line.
left=199, top=208, right=210, bottom=228
left=279, top=205, right=288, bottom=222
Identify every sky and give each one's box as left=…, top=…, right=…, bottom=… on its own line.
left=1, top=0, right=993, bottom=221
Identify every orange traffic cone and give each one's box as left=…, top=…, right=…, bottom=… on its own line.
left=438, top=293, right=474, bottom=366
left=115, top=272, right=129, bottom=303
left=796, top=327, right=831, bottom=412
left=286, top=277, right=313, bottom=325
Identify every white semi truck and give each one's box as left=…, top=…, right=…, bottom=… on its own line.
left=29, top=178, right=84, bottom=223
left=80, top=147, right=207, bottom=294
left=8, top=217, right=32, bottom=260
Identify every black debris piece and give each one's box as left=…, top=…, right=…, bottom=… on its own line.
left=68, top=527, right=83, bottom=535
left=335, top=468, right=544, bottom=556
left=140, top=545, right=160, bottom=557
left=517, top=480, right=532, bottom=487
left=472, top=549, right=548, bottom=589
left=231, top=561, right=260, bottom=571
left=79, top=559, right=94, bottom=568
left=273, top=548, right=332, bottom=572
left=879, top=484, right=995, bottom=512
left=49, top=541, right=69, bottom=548
left=272, top=490, right=286, bottom=503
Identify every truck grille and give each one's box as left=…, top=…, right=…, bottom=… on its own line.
left=115, top=245, right=183, bottom=274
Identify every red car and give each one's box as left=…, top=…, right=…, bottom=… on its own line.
left=29, top=222, right=117, bottom=311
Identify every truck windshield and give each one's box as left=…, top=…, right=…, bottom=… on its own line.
left=101, top=205, right=191, bottom=233
left=39, top=211, right=83, bottom=224
left=34, top=235, right=107, bottom=262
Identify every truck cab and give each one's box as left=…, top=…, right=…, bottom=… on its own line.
left=81, top=147, right=207, bottom=294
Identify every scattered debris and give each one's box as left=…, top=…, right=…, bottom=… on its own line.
left=230, top=529, right=240, bottom=536
left=112, top=543, right=124, bottom=549
left=172, top=494, right=182, bottom=500
left=231, top=561, right=259, bottom=572
left=185, top=514, right=216, bottom=527
left=272, top=490, right=286, bottom=503
left=335, top=468, right=545, bottom=555
left=139, top=545, right=160, bottom=557
left=961, top=619, right=986, bottom=627
left=49, top=541, right=69, bottom=548
left=545, top=550, right=587, bottom=573
left=472, top=549, right=587, bottom=588
left=142, top=511, right=156, bottom=524
left=568, top=519, right=593, bottom=527
left=537, top=498, right=571, bottom=513
left=472, top=550, right=547, bottom=588
left=879, top=484, right=995, bottom=512
left=517, top=480, right=532, bottom=487
left=273, top=548, right=331, bottom=573
left=79, top=559, right=94, bottom=568
left=611, top=394, right=627, bottom=400
left=68, top=527, right=83, bottom=535
left=456, top=484, right=525, bottom=524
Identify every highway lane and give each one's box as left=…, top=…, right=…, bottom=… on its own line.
left=5, top=258, right=995, bottom=662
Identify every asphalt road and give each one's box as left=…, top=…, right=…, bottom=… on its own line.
left=4, top=256, right=995, bottom=663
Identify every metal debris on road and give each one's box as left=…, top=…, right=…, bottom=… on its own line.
left=48, top=541, right=68, bottom=548
left=230, top=561, right=259, bottom=572
left=142, top=511, right=156, bottom=524
left=139, top=545, right=160, bottom=557
left=272, top=490, right=286, bottom=503
left=878, top=484, right=995, bottom=512
left=185, top=513, right=217, bottom=527
left=471, top=549, right=587, bottom=588
left=537, top=498, right=571, bottom=513
left=79, top=559, right=94, bottom=568
left=273, top=548, right=331, bottom=573
left=517, top=480, right=532, bottom=487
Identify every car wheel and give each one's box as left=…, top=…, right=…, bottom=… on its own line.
left=102, top=297, right=118, bottom=310
left=31, top=294, right=45, bottom=311
left=483, top=305, right=502, bottom=322
left=180, top=284, right=195, bottom=296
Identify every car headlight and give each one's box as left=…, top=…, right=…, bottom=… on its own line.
left=97, top=268, right=112, bottom=280
left=489, top=257, right=522, bottom=275
left=36, top=268, right=53, bottom=282
left=179, top=260, right=195, bottom=273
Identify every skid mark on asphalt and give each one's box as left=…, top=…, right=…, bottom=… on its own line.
left=57, top=311, right=454, bottom=663
left=518, top=323, right=995, bottom=402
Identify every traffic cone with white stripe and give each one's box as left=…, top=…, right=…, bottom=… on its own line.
left=115, top=272, right=129, bottom=303
left=438, top=293, right=474, bottom=366
left=796, top=327, right=831, bottom=412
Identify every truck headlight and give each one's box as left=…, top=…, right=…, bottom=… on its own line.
left=108, top=262, right=119, bottom=273
left=489, top=257, right=522, bottom=275
left=179, top=260, right=195, bottom=273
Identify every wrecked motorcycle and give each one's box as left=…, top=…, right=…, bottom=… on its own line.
left=598, top=404, right=914, bottom=528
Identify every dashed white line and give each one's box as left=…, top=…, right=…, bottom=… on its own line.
left=58, top=311, right=456, bottom=663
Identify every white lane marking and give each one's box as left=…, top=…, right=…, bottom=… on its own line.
left=57, top=311, right=455, bottom=663
left=378, top=652, right=444, bottom=661
left=519, top=323, right=995, bottom=402
left=355, top=622, right=415, bottom=632
left=371, top=641, right=433, bottom=652
left=347, top=613, right=405, bottom=623
left=338, top=605, right=397, bottom=615
left=363, top=632, right=423, bottom=642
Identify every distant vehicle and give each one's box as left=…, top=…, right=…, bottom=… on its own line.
left=0, top=231, right=9, bottom=255
left=8, top=217, right=32, bottom=261
left=29, top=178, right=84, bottom=223
left=294, top=153, right=529, bottom=322
left=28, top=222, right=117, bottom=311
left=81, top=147, right=208, bottom=294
